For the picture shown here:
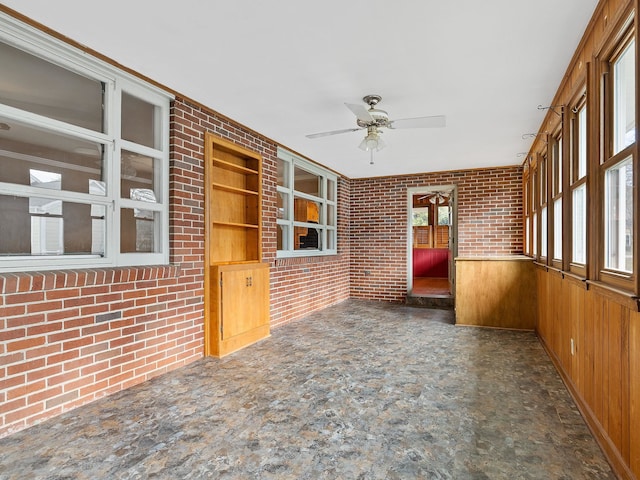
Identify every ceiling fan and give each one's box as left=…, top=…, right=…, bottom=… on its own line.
left=417, top=191, right=450, bottom=205
left=306, top=94, right=446, bottom=164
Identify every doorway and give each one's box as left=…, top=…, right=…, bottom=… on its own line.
left=407, top=186, right=457, bottom=302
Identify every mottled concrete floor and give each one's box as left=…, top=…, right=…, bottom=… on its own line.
left=0, top=300, right=615, bottom=479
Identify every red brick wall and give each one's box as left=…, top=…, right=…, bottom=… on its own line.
left=0, top=266, right=202, bottom=437
left=350, top=166, right=523, bottom=301
left=0, top=96, right=351, bottom=438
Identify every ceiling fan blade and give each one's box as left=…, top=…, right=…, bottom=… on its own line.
left=345, top=103, right=374, bottom=123
left=306, top=127, right=363, bottom=139
left=389, top=115, right=446, bottom=129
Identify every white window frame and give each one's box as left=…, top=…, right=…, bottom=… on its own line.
left=0, top=13, right=172, bottom=273
left=277, top=147, right=337, bottom=258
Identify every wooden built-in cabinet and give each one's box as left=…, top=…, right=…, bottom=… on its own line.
left=204, top=133, right=270, bottom=357
left=209, top=263, right=270, bottom=357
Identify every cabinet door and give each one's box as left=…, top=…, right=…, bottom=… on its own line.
left=220, top=265, right=269, bottom=340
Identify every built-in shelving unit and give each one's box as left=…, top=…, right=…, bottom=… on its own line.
left=205, top=133, right=269, bottom=357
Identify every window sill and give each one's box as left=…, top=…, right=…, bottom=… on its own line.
left=561, top=271, right=587, bottom=288
left=586, top=280, right=639, bottom=311
left=0, top=264, right=180, bottom=295
left=275, top=254, right=341, bottom=267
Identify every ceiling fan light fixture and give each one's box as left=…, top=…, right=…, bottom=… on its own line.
left=358, top=129, right=385, bottom=152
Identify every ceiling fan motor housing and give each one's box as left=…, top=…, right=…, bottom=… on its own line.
left=358, top=95, right=390, bottom=128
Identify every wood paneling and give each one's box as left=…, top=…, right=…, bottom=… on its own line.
left=537, top=268, right=637, bottom=480
left=455, top=257, right=536, bottom=329
left=631, top=311, right=640, bottom=475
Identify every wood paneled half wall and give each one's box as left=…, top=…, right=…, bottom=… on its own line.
left=455, top=257, right=536, bottom=330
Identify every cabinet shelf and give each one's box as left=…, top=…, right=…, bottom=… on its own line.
left=212, top=182, right=259, bottom=196
left=212, top=220, right=259, bottom=229
left=212, top=157, right=259, bottom=175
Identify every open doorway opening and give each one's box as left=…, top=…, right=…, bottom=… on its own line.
left=407, top=186, right=457, bottom=301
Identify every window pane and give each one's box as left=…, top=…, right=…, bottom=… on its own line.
left=294, top=198, right=320, bottom=223
left=558, top=137, right=563, bottom=191
left=30, top=169, right=61, bottom=192
left=539, top=159, right=547, bottom=205
left=121, top=208, right=158, bottom=253
left=277, top=192, right=288, bottom=220
left=277, top=224, right=289, bottom=251
left=553, top=198, right=562, bottom=261
left=121, top=92, right=159, bottom=149
left=553, top=137, right=562, bottom=195
left=604, top=157, right=633, bottom=272
left=121, top=150, right=157, bottom=200
left=295, top=226, right=321, bottom=250
left=613, top=39, right=636, bottom=154
left=0, top=42, right=104, bottom=131
left=294, top=166, right=320, bottom=196
left=277, top=158, right=289, bottom=188
left=412, top=207, right=429, bottom=226
left=327, top=229, right=336, bottom=250
left=578, top=106, right=587, bottom=179
left=572, top=185, right=587, bottom=264
left=0, top=195, right=105, bottom=256
left=327, top=178, right=336, bottom=202
left=533, top=213, right=537, bottom=256
left=541, top=207, right=547, bottom=257
left=29, top=196, right=62, bottom=215
left=29, top=178, right=63, bottom=256
left=327, top=204, right=336, bottom=226
left=437, top=206, right=450, bottom=226
left=31, top=215, right=63, bottom=255
left=0, top=117, right=106, bottom=194
left=525, top=218, right=530, bottom=254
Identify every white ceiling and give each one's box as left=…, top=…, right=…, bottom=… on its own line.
left=3, top=0, right=599, bottom=179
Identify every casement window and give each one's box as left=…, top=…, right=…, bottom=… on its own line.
left=569, top=94, right=588, bottom=273
left=532, top=162, right=538, bottom=257
left=551, top=133, right=563, bottom=265
left=0, top=16, right=171, bottom=273
left=538, top=153, right=548, bottom=260
left=600, top=31, right=635, bottom=286
left=523, top=165, right=531, bottom=255
left=276, top=148, right=337, bottom=257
